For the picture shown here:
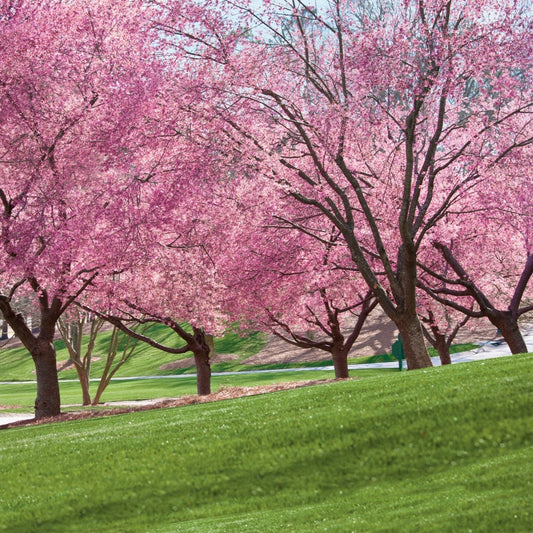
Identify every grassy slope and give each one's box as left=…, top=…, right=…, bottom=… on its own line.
left=1, top=354, right=531, bottom=533
left=0, top=324, right=268, bottom=381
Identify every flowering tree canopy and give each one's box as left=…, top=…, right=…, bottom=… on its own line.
left=218, top=180, right=378, bottom=378
left=169, top=0, right=533, bottom=368
left=420, top=144, right=533, bottom=353
left=0, top=0, right=162, bottom=417
left=1, top=0, right=532, bottom=417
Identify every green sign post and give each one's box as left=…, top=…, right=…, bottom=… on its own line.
left=391, top=334, right=405, bottom=371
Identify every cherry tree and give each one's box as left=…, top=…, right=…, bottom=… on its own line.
left=73, top=10, right=277, bottom=397
left=217, top=179, right=378, bottom=377
left=169, top=0, right=533, bottom=369
left=237, top=268, right=378, bottom=379
left=417, top=281, right=472, bottom=365
left=85, top=250, right=223, bottom=397
left=256, top=256, right=378, bottom=379
left=57, top=311, right=106, bottom=405
left=0, top=0, right=162, bottom=418
left=419, top=151, right=533, bottom=354
left=81, top=132, right=237, bottom=396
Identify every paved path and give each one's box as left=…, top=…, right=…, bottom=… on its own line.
left=0, top=412, right=35, bottom=426
left=2, top=334, right=532, bottom=426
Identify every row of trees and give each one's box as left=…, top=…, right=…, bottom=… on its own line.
left=1, top=0, right=532, bottom=418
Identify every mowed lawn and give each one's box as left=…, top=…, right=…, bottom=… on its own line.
left=0, top=368, right=394, bottom=410
left=1, top=354, right=531, bottom=533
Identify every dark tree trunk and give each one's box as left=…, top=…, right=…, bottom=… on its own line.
left=435, top=335, right=452, bottom=365
left=331, top=344, right=349, bottom=379
left=396, top=312, right=433, bottom=370
left=192, top=327, right=211, bottom=395
left=421, top=324, right=451, bottom=365
left=32, top=304, right=62, bottom=418
left=421, top=309, right=470, bottom=367
left=432, top=242, right=530, bottom=356
left=353, top=237, right=432, bottom=370
left=0, top=293, right=62, bottom=419
left=194, top=349, right=211, bottom=395
left=32, top=339, right=61, bottom=418
left=489, top=312, right=527, bottom=354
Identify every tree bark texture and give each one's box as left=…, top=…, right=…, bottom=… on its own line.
left=396, top=312, right=433, bottom=370
left=489, top=312, right=528, bottom=354
left=194, top=350, right=212, bottom=395
left=424, top=325, right=452, bottom=365
left=435, top=337, right=452, bottom=365
left=73, top=363, right=92, bottom=406
left=32, top=339, right=61, bottom=418
left=192, top=327, right=212, bottom=395
left=331, top=344, right=350, bottom=379
left=0, top=295, right=62, bottom=418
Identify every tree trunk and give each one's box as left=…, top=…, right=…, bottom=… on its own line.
left=91, top=387, right=104, bottom=406
left=435, top=336, right=452, bottom=365
left=194, top=349, right=211, bottom=395
left=32, top=339, right=61, bottom=418
left=205, top=333, right=216, bottom=358
left=331, top=345, right=349, bottom=379
left=396, top=312, right=433, bottom=369
left=0, top=294, right=62, bottom=419
left=191, top=327, right=212, bottom=395
left=489, top=312, right=527, bottom=354
left=73, top=363, right=92, bottom=406
left=421, top=323, right=451, bottom=365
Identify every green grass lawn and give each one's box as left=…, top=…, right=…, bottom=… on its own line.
left=1, top=354, right=531, bottom=532
left=0, top=368, right=394, bottom=410
left=0, top=324, right=269, bottom=382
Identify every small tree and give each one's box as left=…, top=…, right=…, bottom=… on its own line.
left=91, top=322, right=148, bottom=405
left=420, top=165, right=533, bottom=355
left=57, top=313, right=106, bottom=405
left=57, top=312, right=149, bottom=405
left=220, top=195, right=380, bottom=378
left=267, top=290, right=377, bottom=377
left=419, top=308, right=470, bottom=366
left=422, top=241, right=533, bottom=354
